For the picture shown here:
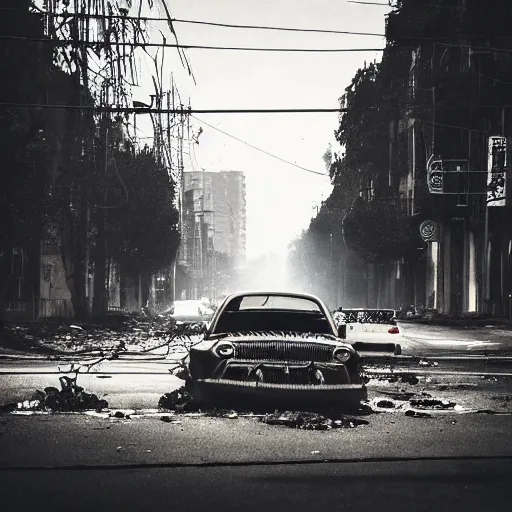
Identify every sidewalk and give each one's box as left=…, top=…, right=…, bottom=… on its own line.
left=398, top=314, right=512, bottom=330
left=0, top=313, right=188, bottom=357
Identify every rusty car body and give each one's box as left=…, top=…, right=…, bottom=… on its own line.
left=187, top=291, right=369, bottom=407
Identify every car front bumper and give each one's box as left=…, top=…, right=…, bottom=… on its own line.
left=194, top=378, right=367, bottom=406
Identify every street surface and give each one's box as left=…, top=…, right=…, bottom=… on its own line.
left=397, top=321, right=512, bottom=355
left=1, top=322, right=512, bottom=510
left=1, top=412, right=512, bottom=511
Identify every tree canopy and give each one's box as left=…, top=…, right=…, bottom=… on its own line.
left=108, top=146, right=180, bottom=275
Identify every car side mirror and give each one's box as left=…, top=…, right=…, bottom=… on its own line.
left=337, top=324, right=347, bottom=339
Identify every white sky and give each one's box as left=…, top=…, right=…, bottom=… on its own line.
left=132, top=0, right=388, bottom=261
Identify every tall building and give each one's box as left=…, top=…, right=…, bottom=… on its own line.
left=177, top=170, right=246, bottom=301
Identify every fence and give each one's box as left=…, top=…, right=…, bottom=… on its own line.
left=39, top=299, right=74, bottom=318
left=3, top=300, right=34, bottom=321
left=108, top=305, right=127, bottom=313
left=4, top=299, right=129, bottom=320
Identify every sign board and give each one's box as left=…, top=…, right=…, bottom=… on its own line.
left=487, top=136, right=507, bottom=207
left=427, top=156, right=486, bottom=195
left=427, top=157, right=444, bottom=194
left=419, top=220, right=438, bottom=242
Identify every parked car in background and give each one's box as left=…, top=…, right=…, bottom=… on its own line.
left=332, top=308, right=403, bottom=355
left=169, top=300, right=214, bottom=328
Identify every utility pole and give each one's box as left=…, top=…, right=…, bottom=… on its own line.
left=177, top=100, right=186, bottom=298
left=92, top=91, right=109, bottom=316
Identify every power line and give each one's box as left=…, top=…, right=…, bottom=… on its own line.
left=10, top=9, right=507, bottom=40
left=171, top=18, right=385, bottom=37
left=7, top=101, right=510, bottom=113
left=0, top=8, right=386, bottom=37
left=0, top=102, right=349, bottom=114
left=347, top=1, right=390, bottom=5
left=6, top=101, right=512, bottom=114
left=192, top=115, right=331, bottom=178
left=0, top=35, right=386, bottom=52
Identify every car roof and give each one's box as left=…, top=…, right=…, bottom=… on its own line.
left=221, top=290, right=326, bottom=302
left=337, top=308, right=396, bottom=312
left=208, top=290, right=338, bottom=337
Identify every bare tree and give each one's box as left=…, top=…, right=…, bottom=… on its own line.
left=34, top=0, right=193, bottom=318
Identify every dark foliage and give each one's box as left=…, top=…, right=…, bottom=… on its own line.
left=107, top=146, right=180, bottom=276
left=343, top=197, right=413, bottom=262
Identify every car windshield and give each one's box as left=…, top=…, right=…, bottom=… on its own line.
left=233, top=295, right=322, bottom=312
left=212, top=294, right=333, bottom=335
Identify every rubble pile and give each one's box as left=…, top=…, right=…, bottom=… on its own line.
left=157, top=387, right=371, bottom=429
left=260, top=411, right=369, bottom=430
left=158, top=386, right=198, bottom=412
left=1, top=375, right=108, bottom=413
left=3, top=313, right=198, bottom=354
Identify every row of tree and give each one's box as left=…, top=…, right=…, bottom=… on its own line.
left=0, top=1, right=180, bottom=319
left=289, top=0, right=512, bottom=312
left=288, top=54, right=414, bottom=307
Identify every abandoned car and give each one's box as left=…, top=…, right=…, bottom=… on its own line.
left=187, top=291, right=369, bottom=406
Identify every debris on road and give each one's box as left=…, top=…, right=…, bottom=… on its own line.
left=380, top=391, right=418, bottom=401
left=405, top=410, right=432, bottom=418
left=491, top=394, right=512, bottom=402
left=158, top=386, right=197, bottom=411
left=2, top=313, right=199, bottom=356
left=4, top=374, right=109, bottom=413
left=362, top=371, right=420, bottom=386
left=419, top=359, right=439, bottom=367
left=409, top=399, right=456, bottom=410
left=375, top=400, right=396, bottom=409
left=260, top=411, right=369, bottom=430
left=366, top=397, right=408, bottom=411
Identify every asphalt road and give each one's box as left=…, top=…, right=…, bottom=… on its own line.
left=397, top=321, right=512, bottom=355
left=1, top=322, right=512, bottom=510
left=2, top=459, right=512, bottom=512
left=1, top=413, right=512, bottom=511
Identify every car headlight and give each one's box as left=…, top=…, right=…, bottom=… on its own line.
left=213, top=342, right=235, bottom=358
left=333, top=347, right=351, bottom=363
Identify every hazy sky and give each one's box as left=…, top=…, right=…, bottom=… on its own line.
left=132, top=0, right=389, bottom=260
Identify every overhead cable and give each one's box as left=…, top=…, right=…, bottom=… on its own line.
left=0, top=103, right=349, bottom=114
left=0, top=35, right=386, bottom=52
left=0, top=8, right=386, bottom=37
left=192, top=115, right=331, bottom=178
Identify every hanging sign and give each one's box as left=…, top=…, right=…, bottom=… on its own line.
left=487, top=136, right=507, bottom=207
left=427, top=156, right=444, bottom=194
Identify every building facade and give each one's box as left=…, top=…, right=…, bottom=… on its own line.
left=177, top=170, right=247, bottom=302
left=381, top=0, right=512, bottom=317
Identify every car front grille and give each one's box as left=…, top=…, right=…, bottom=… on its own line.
left=257, top=367, right=311, bottom=385
left=233, top=341, right=334, bottom=363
